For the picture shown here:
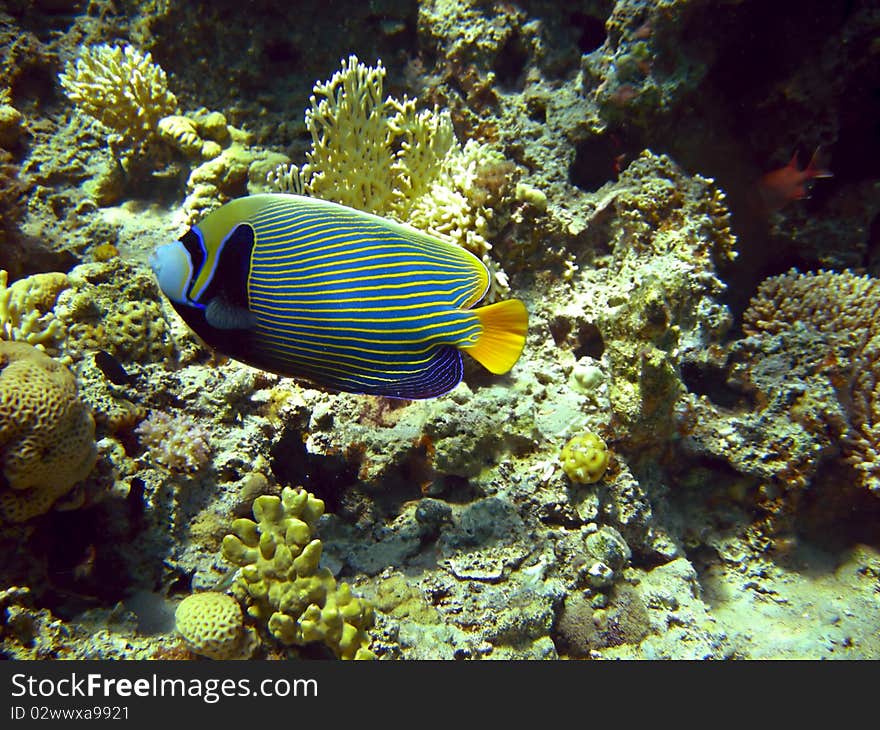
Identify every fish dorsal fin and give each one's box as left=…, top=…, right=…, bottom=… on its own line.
left=461, top=299, right=528, bottom=374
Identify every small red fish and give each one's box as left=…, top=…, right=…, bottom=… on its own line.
left=757, top=147, right=832, bottom=212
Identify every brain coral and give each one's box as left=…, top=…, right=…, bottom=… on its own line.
left=0, top=342, right=96, bottom=522
left=175, top=591, right=257, bottom=660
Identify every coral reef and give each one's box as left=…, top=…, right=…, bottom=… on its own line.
left=0, top=341, right=96, bottom=523
left=0, top=0, right=877, bottom=665
left=682, top=269, right=880, bottom=515
left=222, top=487, right=375, bottom=660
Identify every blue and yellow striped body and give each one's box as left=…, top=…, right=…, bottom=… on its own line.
left=150, top=194, right=528, bottom=399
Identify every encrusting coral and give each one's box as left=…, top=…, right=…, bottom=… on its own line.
left=222, top=486, right=375, bottom=660
left=0, top=341, right=96, bottom=523
left=268, top=55, right=515, bottom=298
left=104, top=300, right=171, bottom=363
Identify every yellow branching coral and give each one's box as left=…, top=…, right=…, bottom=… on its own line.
left=222, top=486, right=375, bottom=660
left=59, top=43, right=178, bottom=154
left=267, top=55, right=514, bottom=298
left=300, top=56, right=399, bottom=212
left=744, top=269, right=880, bottom=494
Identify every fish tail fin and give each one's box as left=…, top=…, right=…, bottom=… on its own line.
left=461, top=299, right=528, bottom=374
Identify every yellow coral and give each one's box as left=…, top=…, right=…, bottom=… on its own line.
left=300, top=55, right=398, bottom=212
left=104, top=299, right=170, bottom=362
left=561, top=432, right=610, bottom=484
left=157, top=115, right=220, bottom=159
left=267, top=56, right=515, bottom=298
left=0, top=342, right=96, bottom=522
left=58, top=43, right=178, bottom=150
left=157, top=115, right=204, bottom=156
left=175, top=591, right=257, bottom=660
left=0, top=270, right=69, bottom=355
left=222, top=486, right=375, bottom=660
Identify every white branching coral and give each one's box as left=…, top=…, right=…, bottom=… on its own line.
left=58, top=43, right=178, bottom=154
left=267, top=55, right=514, bottom=298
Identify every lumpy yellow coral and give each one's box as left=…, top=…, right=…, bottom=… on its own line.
left=222, top=486, right=375, bottom=660
left=561, top=431, right=610, bottom=484
left=175, top=591, right=257, bottom=660
left=0, top=341, right=96, bottom=522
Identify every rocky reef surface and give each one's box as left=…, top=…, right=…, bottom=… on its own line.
left=0, top=0, right=878, bottom=660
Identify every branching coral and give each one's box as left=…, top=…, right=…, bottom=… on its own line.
left=743, top=269, right=880, bottom=494
left=58, top=43, right=178, bottom=162
left=267, top=55, right=514, bottom=298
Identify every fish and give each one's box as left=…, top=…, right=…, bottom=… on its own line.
left=94, top=349, right=134, bottom=385
left=150, top=193, right=528, bottom=399
left=757, top=147, right=832, bottom=212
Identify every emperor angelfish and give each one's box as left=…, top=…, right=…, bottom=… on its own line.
left=150, top=194, right=528, bottom=399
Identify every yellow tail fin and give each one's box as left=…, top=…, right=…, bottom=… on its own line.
left=461, top=299, right=528, bottom=374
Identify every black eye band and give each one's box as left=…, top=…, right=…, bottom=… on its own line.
left=179, top=227, right=207, bottom=300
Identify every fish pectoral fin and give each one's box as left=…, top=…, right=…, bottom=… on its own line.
left=204, top=295, right=258, bottom=330
left=461, top=299, right=528, bottom=374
